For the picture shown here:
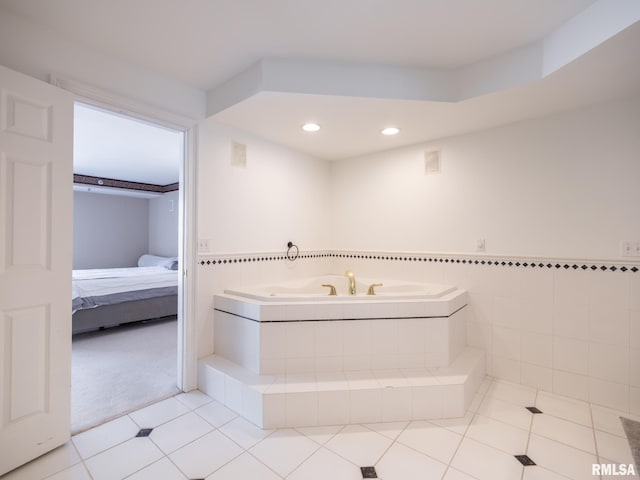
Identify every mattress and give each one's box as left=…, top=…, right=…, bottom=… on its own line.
left=72, top=266, right=178, bottom=313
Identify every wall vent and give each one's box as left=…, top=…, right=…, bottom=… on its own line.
left=424, top=150, right=441, bottom=174
left=231, top=141, right=247, bottom=168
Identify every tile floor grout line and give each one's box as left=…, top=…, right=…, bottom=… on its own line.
left=149, top=424, right=216, bottom=466
left=70, top=441, right=97, bottom=480
left=124, top=400, right=235, bottom=480
left=39, top=441, right=94, bottom=480
left=192, top=403, right=239, bottom=430
left=443, top=376, right=493, bottom=480
left=271, top=430, right=322, bottom=479
left=245, top=446, right=286, bottom=479
left=161, top=450, right=192, bottom=480
left=72, top=416, right=139, bottom=462
left=118, top=439, right=164, bottom=480
left=219, top=422, right=318, bottom=479
left=369, top=419, right=412, bottom=475
left=293, top=424, right=342, bottom=446
left=203, top=449, right=246, bottom=479
left=589, top=402, right=604, bottom=480
left=318, top=424, right=386, bottom=472
left=534, top=390, right=602, bottom=430
left=128, top=397, right=194, bottom=429
left=285, top=424, right=360, bottom=478
left=521, top=386, right=539, bottom=480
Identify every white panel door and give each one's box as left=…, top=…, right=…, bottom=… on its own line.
left=0, top=65, right=73, bottom=476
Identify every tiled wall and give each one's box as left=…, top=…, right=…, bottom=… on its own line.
left=328, top=251, right=640, bottom=415
left=199, top=250, right=639, bottom=414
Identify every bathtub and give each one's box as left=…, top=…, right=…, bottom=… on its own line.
left=213, top=274, right=468, bottom=375
left=224, top=274, right=458, bottom=302
left=208, top=275, right=481, bottom=429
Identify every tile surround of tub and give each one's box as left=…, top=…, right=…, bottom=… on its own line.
left=198, top=347, right=485, bottom=429
left=328, top=251, right=640, bottom=414
left=201, top=249, right=640, bottom=414
left=214, top=307, right=467, bottom=375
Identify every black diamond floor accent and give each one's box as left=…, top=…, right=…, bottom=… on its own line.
left=515, top=455, right=536, bottom=466
left=526, top=406, right=543, bottom=414
left=361, top=466, right=378, bottom=478
left=136, top=428, right=153, bottom=437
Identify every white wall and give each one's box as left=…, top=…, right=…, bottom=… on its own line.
left=197, top=121, right=331, bottom=254
left=331, top=96, right=640, bottom=259
left=73, top=191, right=149, bottom=269
left=194, top=120, right=332, bottom=357
left=149, top=191, right=179, bottom=258
left=0, top=9, right=205, bottom=120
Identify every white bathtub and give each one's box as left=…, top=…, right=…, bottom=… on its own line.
left=214, top=275, right=468, bottom=375
left=224, top=274, right=457, bottom=302
left=210, top=275, right=477, bottom=429
left=216, top=274, right=467, bottom=322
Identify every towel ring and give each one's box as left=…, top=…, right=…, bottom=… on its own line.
left=286, top=241, right=299, bottom=261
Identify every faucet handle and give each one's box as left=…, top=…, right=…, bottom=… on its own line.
left=321, top=284, right=337, bottom=296
left=367, top=283, right=383, bottom=295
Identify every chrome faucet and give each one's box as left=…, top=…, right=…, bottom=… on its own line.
left=345, top=270, right=356, bottom=295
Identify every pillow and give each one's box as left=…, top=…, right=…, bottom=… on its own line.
left=138, top=254, right=178, bottom=269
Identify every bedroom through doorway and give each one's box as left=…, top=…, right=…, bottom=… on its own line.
left=70, top=101, right=185, bottom=433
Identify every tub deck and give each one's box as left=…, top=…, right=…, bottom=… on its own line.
left=198, top=347, right=486, bottom=429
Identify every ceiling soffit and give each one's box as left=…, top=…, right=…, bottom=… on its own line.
left=207, top=1, right=640, bottom=117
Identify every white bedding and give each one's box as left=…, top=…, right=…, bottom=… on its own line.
left=72, top=266, right=178, bottom=312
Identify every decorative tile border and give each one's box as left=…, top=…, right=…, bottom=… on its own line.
left=199, top=250, right=639, bottom=272
left=198, top=252, right=331, bottom=266
left=332, top=252, right=639, bottom=273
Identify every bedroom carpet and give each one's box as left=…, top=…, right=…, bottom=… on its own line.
left=71, top=317, right=179, bottom=434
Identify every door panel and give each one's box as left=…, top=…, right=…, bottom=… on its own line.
left=2, top=155, right=52, bottom=269
left=0, top=65, right=73, bottom=476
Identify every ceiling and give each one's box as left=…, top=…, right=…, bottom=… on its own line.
left=213, top=20, right=640, bottom=159
left=0, top=0, right=596, bottom=90
left=74, top=103, right=183, bottom=186
left=2, top=0, right=639, bottom=165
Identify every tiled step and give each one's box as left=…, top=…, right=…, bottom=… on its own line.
left=198, top=347, right=486, bottom=429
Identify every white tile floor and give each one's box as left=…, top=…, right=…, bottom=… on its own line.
left=3, top=376, right=639, bottom=480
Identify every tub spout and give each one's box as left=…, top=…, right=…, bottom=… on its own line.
left=345, top=270, right=356, bottom=295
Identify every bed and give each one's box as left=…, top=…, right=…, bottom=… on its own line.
left=72, top=255, right=179, bottom=334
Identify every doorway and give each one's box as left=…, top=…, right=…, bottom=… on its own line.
left=70, top=100, right=186, bottom=432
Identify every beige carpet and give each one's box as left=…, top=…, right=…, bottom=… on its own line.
left=71, top=317, right=180, bottom=433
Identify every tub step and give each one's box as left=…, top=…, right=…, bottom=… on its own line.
left=198, top=347, right=486, bottom=429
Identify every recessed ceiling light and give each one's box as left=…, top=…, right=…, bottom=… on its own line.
left=381, top=127, right=400, bottom=135
left=302, top=123, right=320, bottom=132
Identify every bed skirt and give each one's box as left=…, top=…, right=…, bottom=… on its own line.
left=72, top=295, right=178, bottom=334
